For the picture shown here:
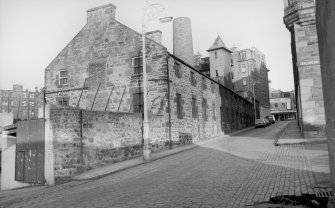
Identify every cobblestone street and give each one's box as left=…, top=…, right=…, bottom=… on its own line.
left=0, top=121, right=331, bottom=208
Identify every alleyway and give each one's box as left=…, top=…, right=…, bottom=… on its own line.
left=0, top=121, right=331, bottom=208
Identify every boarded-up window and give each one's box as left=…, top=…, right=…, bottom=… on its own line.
left=243, top=77, right=247, bottom=86
left=174, top=62, right=181, bottom=78
left=190, top=71, right=196, bottom=86
left=133, top=93, right=143, bottom=113
left=88, top=62, right=106, bottom=88
left=202, top=77, right=207, bottom=90
left=176, top=93, right=183, bottom=119
left=213, top=103, right=216, bottom=120
left=132, top=56, right=143, bottom=74
left=192, top=95, right=197, bottom=118
left=56, top=97, right=69, bottom=106
left=203, top=98, right=207, bottom=121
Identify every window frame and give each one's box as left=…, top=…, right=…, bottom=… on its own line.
left=176, top=93, right=183, bottom=119
left=59, top=69, right=68, bottom=86
left=132, top=56, right=143, bottom=75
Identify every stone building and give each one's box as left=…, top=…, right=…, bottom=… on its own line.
left=270, top=89, right=296, bottom=121
left=284, top=0, right=326, bottom=137
left=0, top=84, right=39, bottom=121
left=315, top=0, right=335, bottom=201
left=39, top=3, right=254, bottom=181
left=231, top=47, right=270, bottom=119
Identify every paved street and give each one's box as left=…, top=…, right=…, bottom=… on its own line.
left=0, top=121, right=331, bottom=208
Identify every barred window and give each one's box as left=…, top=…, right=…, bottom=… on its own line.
left=132, top=56, right=143, bottom=75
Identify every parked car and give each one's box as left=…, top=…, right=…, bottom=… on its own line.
left=255, top=119, right=267, bottom=128
left=266, top=116, right=276, bottom=124
left=264, top=118, right=271, bottom=126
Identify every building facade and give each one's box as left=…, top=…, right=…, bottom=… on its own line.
left=284, top=0, right=326, bottom=137
left=39, top=4, right=255, bottom=181
left=231, top=47, right=270, bottom=119
left=270, top=89, right=297, bottom=121
left=0, top=85, right=39, bottom=121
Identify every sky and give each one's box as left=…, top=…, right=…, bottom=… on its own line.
left=0, top=0, right=294, bottom=92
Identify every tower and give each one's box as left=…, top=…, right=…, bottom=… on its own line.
left=207, top=36, right=233, bottom=89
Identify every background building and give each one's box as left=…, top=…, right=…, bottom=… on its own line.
left=270, top=89, right=296, bottom=121
left=0, top=84, right=40, bottom=122
left=284, top=0, right=325, bottom=137
left=231, top=47, right=270, bottom=119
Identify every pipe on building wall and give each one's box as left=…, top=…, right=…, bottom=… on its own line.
left=166, top=54, right=172, bottom=149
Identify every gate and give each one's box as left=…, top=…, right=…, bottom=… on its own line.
left=15, top=119, right=45, bottom=184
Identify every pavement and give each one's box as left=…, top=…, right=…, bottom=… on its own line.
left=0, top=120, right=332, bottom=208
left=73, top=126, right=255, bottom=181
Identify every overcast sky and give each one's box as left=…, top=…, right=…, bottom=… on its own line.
left=0, top=0, right=294, bottom=92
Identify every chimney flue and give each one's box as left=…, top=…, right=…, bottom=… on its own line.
left=173, top=17, right=194, bottom=66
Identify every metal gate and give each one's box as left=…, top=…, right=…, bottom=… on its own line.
left=15, top=119, right=45, bottom=184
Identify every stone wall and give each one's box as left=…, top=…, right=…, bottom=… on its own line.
left=45, top=4, right=168, bottom=117
left=49, top=105, right=167, bottom=182
left=284, top=0, right=326, bottom=137
left=168, top=55, right=254, bottom=139
left=315, top=0, right=335, bottom=202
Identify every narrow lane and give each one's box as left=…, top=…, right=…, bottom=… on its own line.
left=0, top=121, right=329, bottom=208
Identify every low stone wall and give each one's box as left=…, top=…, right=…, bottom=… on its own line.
left=49, top=105, right=167, bottom=182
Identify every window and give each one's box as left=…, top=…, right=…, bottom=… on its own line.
left=88, top=62, right=106, bottom=88
left=174, top=62, right=181, bottom=78
left=282, top=103, right=286, bottom=107
left=10, top=101, right=14, bottom=106
left=30, top=110, right=34, bottom=115
left=3, top=92, right=7, bottom=97
left=132, top=56, right=143, bottom=74
left=30, top=93, right=34, bottom=99
left=191, top=96, right=197, bottom=118
left=214, top=52, right=217, bottom=59
left=241, top=64, right=246, bottom=73
left=275, top=103, right=278, bottom=108
left=30, top=101, right=34, bottom=107
left=202, top=98, right=207, bottom=121
left=59, top=70, right=68, bottom=86
left=57, top=97, right=69, bottom=106
left=176, top=93, right=183, bottom=119
left=243, top=78, right=247, bottom=86
left=211, top=82, right=215, bottom=93
left=22, top=101, right=26, bottom=106
left=202, top=77, right=207, bottom=90
left=213, top=103, right=216, bottom=120
left=190, top=71, right=196, bottom=86
left=23, top=93, right=27, bottom=98
left=215, top=70, right=219, bottom=77
left=133, top=93, right=143, bottom=113
left=22, top=110, right=26, bottom=115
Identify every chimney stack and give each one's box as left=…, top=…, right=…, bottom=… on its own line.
left=145, top=30, right=162, bottom=44
left=173, top=17, right=194, bottom=66
left=87, top=4, right=116, bottom=24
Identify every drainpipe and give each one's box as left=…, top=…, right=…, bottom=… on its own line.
left=80, top=109, right=83, bottom=165
left=166, top=54, right=172, bottom=149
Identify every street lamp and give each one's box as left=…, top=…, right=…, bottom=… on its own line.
left=142, top=1, right=172, bottom=161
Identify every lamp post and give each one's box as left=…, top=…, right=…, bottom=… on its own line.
left=142, top=1, right=172, bottom=161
